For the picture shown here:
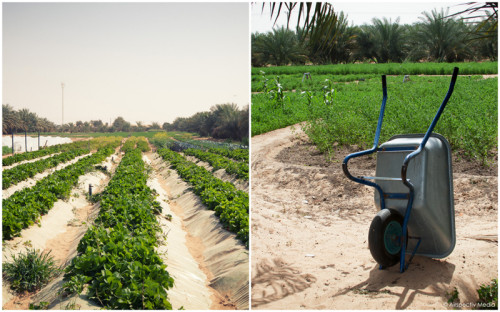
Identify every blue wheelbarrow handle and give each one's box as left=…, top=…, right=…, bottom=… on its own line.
left=401, top=67, right=459, bottom=189
left=398, top=67, right=458, bottom=272
left=342, top=75, right=388, bottom=206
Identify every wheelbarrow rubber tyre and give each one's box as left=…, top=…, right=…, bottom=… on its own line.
left=368, top=209, right=406, bottom=268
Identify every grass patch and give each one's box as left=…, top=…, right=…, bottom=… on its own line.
left=3, top=249, right=60, bottom=293
left=252, top=61, right=498, bottom=76
left=3, top=146, right=12, bottom=155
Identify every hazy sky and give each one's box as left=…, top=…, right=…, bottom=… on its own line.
left=3, top=2, right=249, bottom=125
left=251, top=2, right=476, bottom=33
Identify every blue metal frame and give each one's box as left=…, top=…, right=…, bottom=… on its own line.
left=342, top=67, right=459, bottom=272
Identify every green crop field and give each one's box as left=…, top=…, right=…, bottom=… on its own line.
left=39, top=130, right=166, bottom=139
left=252, top=62, right=498, bottom=77
left=252, top=62, right=498, bottom=164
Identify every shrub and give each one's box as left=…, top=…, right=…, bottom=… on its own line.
left=3, top=249, right=60, bottom=292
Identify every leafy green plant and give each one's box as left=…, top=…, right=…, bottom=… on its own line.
left=2, top=137, right=120, bottom=167
left=155, top=147, right=249, bottom=246
left=446, top=287, right=459, bottom=304
left=253, top=73, right=497, bottom=165
left=183, top=148, right=248, bottom=180
left=3, top=145, right=12, bottom=155
left=208, top=147, right=249, bottom=162
left=3, top=249, right=60, bottom=292
left=477, top=279, right=497, bottom=309
left=3, top=145, right=118, bottom=239
left=64, top=149, right=174, bottom=310
left=29, top=301, right=50, bottom=310
left=3, top=148, right=90, bottom=189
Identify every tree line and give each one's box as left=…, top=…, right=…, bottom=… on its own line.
left=252, top=9, right=498, bottom=66
left=2, top=103, right=249, bottom=144
left=162, top=103, right=249, bottom=144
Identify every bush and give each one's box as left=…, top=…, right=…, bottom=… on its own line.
left=3, top=249, right=60, bottom=292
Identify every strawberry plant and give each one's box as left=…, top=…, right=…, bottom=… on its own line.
left=183, top=148, right=248, bottom=180
left=2, top=146, right=116, bottom=240
left=3, top=148, right=89, bottom=189
left=64, top=148, right=174, bottom=309
left=156, top=147, right=249, bottom=246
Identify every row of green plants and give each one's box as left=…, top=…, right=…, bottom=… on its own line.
left=121, top=136, right=151, bottom=153
left=151, top=134, right=249, bottom=164
left=252, top=74, right=497, bottom=164
left=2, top=146, right=116, bottom=240
left=2, top=137, right=117, bottom=167
left=252, top=62, right=498, bottom=76
left=183, top=148, right=249, bottom=180
left=208, top=147, right=249, bottom=162
left=63, top=148, right=174, bottom=309
left=156, top=147, right=249, bottom=246
left=253, top=72, right=380, bottom=93
left=136, top=137, right=151, bottom=152
left=2, top=148, right=89, bottom=190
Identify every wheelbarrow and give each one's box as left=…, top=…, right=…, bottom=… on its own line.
left=342, top=67, right=459, bottom=273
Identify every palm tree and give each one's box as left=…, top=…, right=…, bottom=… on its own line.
left=261, top=2, right=338, bottom=49
left=237, top=105, right=249, bottom=144
left=211, top=103, right=241, bottom=140
left=2, top=104, right=19, bottom=134
left=472, top=13, right=498, bottom=60
left=355, top=18, right=407, bottom=63
left=305, top=11, right=356, bottom=64
left=371, top=18, right=407, bottom=63
left=412, top=9, right=472, bottom=62
left=17, top=108, right=38, bottom=132
left=252, top=27, right=307, bottom=66
left=448, top=2, right=497, bottom=40
left=135, top=121, right=145, bottom=132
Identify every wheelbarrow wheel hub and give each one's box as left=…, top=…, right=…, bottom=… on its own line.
left=384, top=220, right=402, bottom=255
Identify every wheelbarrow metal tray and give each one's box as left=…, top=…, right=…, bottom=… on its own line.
left=374, top=133, right=455, bottom=258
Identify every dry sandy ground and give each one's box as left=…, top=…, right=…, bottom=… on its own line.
left=147, top=152, right=249, bottom=310
left=251, top=125, right=497, bottom=310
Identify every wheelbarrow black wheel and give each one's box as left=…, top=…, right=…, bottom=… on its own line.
left=368, top=209, right=406, bottom=268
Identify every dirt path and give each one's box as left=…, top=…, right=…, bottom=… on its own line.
left=251, top=125, right=497, bottom=310
left=2, top=151, right=122, bottom=310
left=147, top=152, right=249, bottom=310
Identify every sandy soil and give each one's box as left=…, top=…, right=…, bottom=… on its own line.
left=147, top=152, right=249, bottom=310
left=143, top=153, right=213, bottom=310
left=2, top=153, right=91, bottom=199
left=251, top=125, right=497, bottom=310
left=2, top=151, right=121, bottom=310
